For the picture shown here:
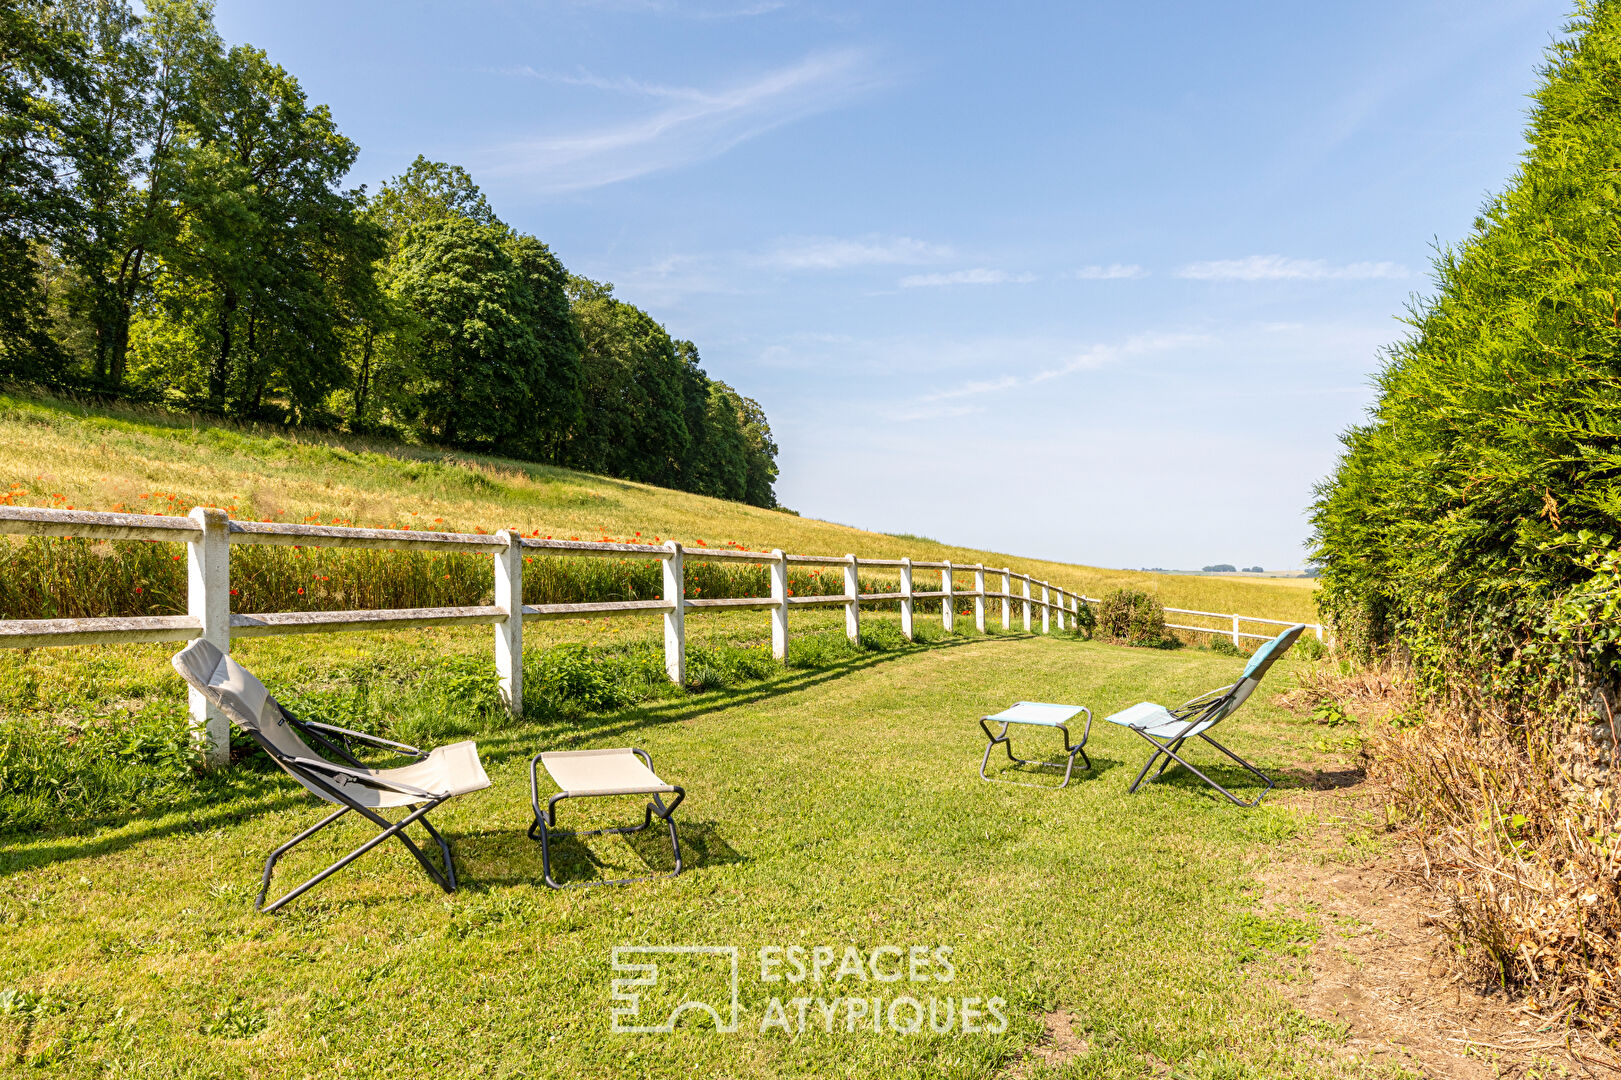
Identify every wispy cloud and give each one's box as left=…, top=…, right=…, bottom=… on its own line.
left=1176, top=255, right=1410, bottom=282
left=1069, top=263, right=1147, bottom=280
left=492, top=67, right=734, bottom=104
left=482, top=49, right=885, bottom=193
left=889, top=403, right=985, bottom=422
left=898, top=268, right=1035, bottom=288
left=561, top=0, right=789, bottom=18
left=915, top=331, right=1208, bottom=406
left=754, top=235, right=950, bottom=271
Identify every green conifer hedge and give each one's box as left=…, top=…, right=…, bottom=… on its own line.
left=1313, top=0, right=1621, bottom=716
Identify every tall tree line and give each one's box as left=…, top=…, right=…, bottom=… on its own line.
left=0, top=0, right=780, bottom=508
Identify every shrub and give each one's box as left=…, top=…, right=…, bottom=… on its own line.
left=1206, top=636, right=1244, bottom=657
left=1293, top=634, right=1326, bottom=662
left=1071, top=599, right=1097, bottom=638
left=529, top=644, right=633, bottom=716
left=1096, top=589, right=1176, bottom=648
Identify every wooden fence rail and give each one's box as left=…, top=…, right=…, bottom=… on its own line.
left=0, top=505, right=1324, bottom=766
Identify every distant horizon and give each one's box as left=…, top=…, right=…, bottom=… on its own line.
left=215, top=0, right=1567, bottom=569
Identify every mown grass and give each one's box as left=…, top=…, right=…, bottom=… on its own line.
left=0, top=617, right=1351, bottom=1079
left=0, top=389, right=1320, bottom=625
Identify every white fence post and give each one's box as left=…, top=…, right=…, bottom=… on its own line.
left=900, top=557, right=914, bottom=640
left=1001, top=569, right=1011, bottom=630
left=941, top=561, right=954, bottom=632
left=844, top=554, right=861, bottom=642
left=1041, top=583, right=1050, bottom=634
left=1055, top=589, right=1065, bottom=631
left=770, top=548, right=788, bottom=661
left=187, top=507, right=231, bottom=768
left=1232, top=614, right=1240, bottom=647
left=493, top=531, right=523, bottom=719
left=1071, top=596, right=1080, bottom=633
left=1022, top=577, right=1031, bottom=632
left=974, top=565, right=986, bottom=633
left=1316, top=624, right=1324, bottom=642
left=664, top=541, right=685, bottom=684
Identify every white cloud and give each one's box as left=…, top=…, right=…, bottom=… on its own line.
left=755, top=235, right=951, bottom=271
left=898, top=268, right=1035, bottom=288
left=1176, top=255, right=1410, bottom=282
left=1069, top=263, right=1147, bottom=280
left=481, top=49, right=884, bottom=193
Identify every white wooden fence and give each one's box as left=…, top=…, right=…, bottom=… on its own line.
left=1157, top=606, right=1326, bottom=647
left=0, top=505, right=1324, bottom=767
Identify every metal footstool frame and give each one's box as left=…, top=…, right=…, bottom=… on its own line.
left=978, top=701, right=1094, bottom=788
left=527, top=747, right=686, bottom=889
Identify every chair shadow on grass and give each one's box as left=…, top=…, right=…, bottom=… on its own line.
left=473, top=632, right=1022, bottom=768
left=1128, top=755, right=1314, bottom=803
left=483, top=818, right=743, bottom=889
left=980, top=753, right=1126, bottom=788
left=0, top=780, right=308, bottom=878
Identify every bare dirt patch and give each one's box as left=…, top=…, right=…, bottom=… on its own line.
left=1263, top=778, right=1621, bottom=1078
left=1005, top=1009, right=1091, bottom=1079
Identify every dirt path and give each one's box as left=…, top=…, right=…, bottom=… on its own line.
left=1264, top=780, right=1621, bottom=1078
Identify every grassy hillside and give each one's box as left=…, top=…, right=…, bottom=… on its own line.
left=0, top=392, right=1318, bottom=624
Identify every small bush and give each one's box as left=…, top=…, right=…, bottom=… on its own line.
left=1293, top=635, right=1326, bottom=662
left=1207, top=636, right=1244, bottom=657
left=529, top=644, right=633, bottom=716
left=1310, top=698, right=1354, bottom=727
left=858, top=623, right=912, bottom=651
left=685, top=644, right=779, bottom=692
left=1096, top=589, right=1177, bottom=648
left=1071, top=600, right=1097, bottom=638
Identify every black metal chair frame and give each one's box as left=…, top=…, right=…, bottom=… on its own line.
left=527, top=748, right=685, bottom=889
left=243, top=710, right=460, bottom=914
left=978, top=708, right=1093, bottom=788
left=1124, top=685, right=1276, bottom=807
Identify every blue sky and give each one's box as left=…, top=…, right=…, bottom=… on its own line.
left=215, top=0, right=1568, bottom=570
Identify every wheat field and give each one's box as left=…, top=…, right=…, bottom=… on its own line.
left=0, top=391, right=1319, bottom=625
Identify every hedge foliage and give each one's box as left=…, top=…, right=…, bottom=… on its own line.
left=1312, top=0, right=1621, bottom=716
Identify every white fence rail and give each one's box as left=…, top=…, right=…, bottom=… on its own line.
left=0, top=505, right=1324, bottom=766
left=1149, top=605, right=1326, bottom=647
left=0, top=507, right=1088, bottom=765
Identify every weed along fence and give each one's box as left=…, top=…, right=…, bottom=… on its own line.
left=0, top=505, right=1101, bottom=767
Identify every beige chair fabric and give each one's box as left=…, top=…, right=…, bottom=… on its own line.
left=172, top=639, right=490, bottom=809
left=540, top=748, right=674, bottom=798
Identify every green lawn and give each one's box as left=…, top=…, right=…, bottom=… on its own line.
left=0, top=621, right=1351, bottom=1079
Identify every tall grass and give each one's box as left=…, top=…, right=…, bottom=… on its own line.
left=0, top=535, right=972, bottom=619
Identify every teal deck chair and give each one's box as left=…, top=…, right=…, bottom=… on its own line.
left=1104, top=624, right=1304, bottom=807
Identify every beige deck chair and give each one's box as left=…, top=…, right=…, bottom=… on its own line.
left=172, top=639, right=490, bottom=913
